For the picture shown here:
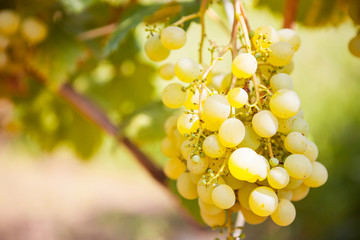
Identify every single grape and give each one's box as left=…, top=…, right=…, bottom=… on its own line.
left=177, top=112, right=199, bottom=135
left=291, top=117, right=309, bottom=135
left=280, top=60, right=295, bottom=74
left=291, top=184, right=310, bottom=201
left=164, top=115, right=178, bottom=135
left=303, top=161, right=328, bottom=188
left=21, top=17, right=48, bottom=44
left=187, top=154, right=209, bottom=175
left=249, top=186, right=278, bottom=216
left=239, top=126, right=261, bottom=150
left=177, top=172, right=198, bottom=199
left=212, top=184, right=236, bottom=209
left=269, top=157, right=279, bottom=167
left=252, top=110, right=279, bottom=138
left=180, top=139, right=194, bottom=159
left=271, top=199, right=296, bottom=226
left=160, top=137, right=180, bottom=157
left=284, top=154, right=312, bottom=179
left=159, top=63, right=175, bottom=80
left=198, top=198, right=222, bottom=215
left=160, top=26, right=186, bottom=50
left=277, top=189, right=293, bottom=200
left=285, top=177, right=303, bottom=189
left=161, top=83, right=187, bottom=108
left=278, top=28, right=301, bottom=51
left=228, top=148, right=260, bottom=181
left=303, top=140, right=319, bottom=162
left=232, top=53, right=257, bottom=79
left=253, top=25, right=279, bottom=48
left=237, top=183, right=258, bottom=210
left=270, top=73, right=293, bottom=92
left=270, top=89, right=301, bottom=118
left=218, top=118, right=245, bottom=148
left=227, top=87, right=248, bottom=108
left=223, top=173, right=246, bottom=190
left=277, top=117, right=294, bottom=134
left=175, top=57, right=200, bottom=83
left=284, top=131, right=308, bottom=154
left=200, top=210, right=226, bottom=227
left=268, top=41, right=295, bottom=66
left=268, top=167, right=290, bottom=189
left=164, top=157, right=186, bottom=180
left=144, top=34, right=170, bottom=61
left=202, top=95, right=231, bottom=123
left=0, top=10, right=20, bottom=36
left=202, top=134, right=226, bottom=158
left=240, top=206, right=268, bottom=225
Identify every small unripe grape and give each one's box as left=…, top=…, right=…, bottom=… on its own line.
left=212, top=184, right=236, bottom=209
left=177, top=172, right=198, bottom=199
left=277, top=189, right=293, bottom=200
left=291, top=184, right=310, bottom=201
left=159, top=63, right=175, bottom=80
left=228, top=148, right=259, bottom=181
left=164, top=157, right=186, bottom=179
left=160, top=26, right=186, bottom=50
left=284, top=131, right=308, bottom=154
left=160, top=137, right=180, bottom=157
left=202, top=95, right=231, bottom=123
left=240, top=206, right=268, bottom=225
left=268, top=167, right=290, bottom=189
left=198, top=198, right=222, bottom=215
left=200, top=210, right=226, bottom=227
left=270, top=89, right=301, bottom=118
left=177, top=112, right=199, bottom=135
left=253, top=25, right=279, bottom=48
left=239, top=126, right=261, bottom=150
left=268, top=41, right=295, bottom=66
left=291, top=117, right=309, bottom=135
left=145, top=34, right=170, bottom=62
left=227, top=87, right=248, bottom=108
left=349, top=35, right=360, bottom=58
left=270, top=157, right=279, bottom=167
left=232, top=53, right=257, bottom=78
left=175, top=57, right=200, bottom=83
left=303, top=161, right=328, bottom=188
left=21, top=17, right=48, bottom=44
left=252, top=110, right=279, bottom=138
left=218, top=118, right=245, bottom=148
left=285, top=177, right=303, bottom=189
left=0, top=10, right=20, bottom=36
left=202, top=134, right=226, bottom=158
left=237, top=183, right=258, bottom=210
left=278, top=28, right=301, bottom=51
left=271, top=199, right=296, bottom=226
left=187, top=154, right=209, bottom=175
left=280, top=60, right=295, bottom=74
left=249, top=186, right=278, bottom=216
left=284, top=154, right=312, bottom=179
left=161, top=83, right=187, bottom=108
left=277, top=117, right=294, bottom=134
left=270, top=73, right=293, bottom=92
left=303, top=140, right=319, bottom=162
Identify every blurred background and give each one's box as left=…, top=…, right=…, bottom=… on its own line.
left=0, top=0, right=359, bottom=239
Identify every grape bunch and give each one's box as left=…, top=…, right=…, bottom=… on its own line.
left=145, top=24, right=328, bottom=231
left=0, top=9, right=48, bottom=71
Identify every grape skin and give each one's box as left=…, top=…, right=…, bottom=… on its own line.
left=232, top=53, right=257, bottom=79
left=144, top=34, right=170, bottom=62
left=161, top=83, right=187, bottom=109
left=252, top=110, right=279, bottom=138
left=160, top=26, right=186, bottom=50
left=268, top=41, right=295, bottom=66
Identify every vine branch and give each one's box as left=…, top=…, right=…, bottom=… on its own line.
left=283, top=0, right=299, bottom=29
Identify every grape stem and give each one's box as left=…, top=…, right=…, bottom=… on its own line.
left=268, top=138, right=275, bottom=159
left=283, top=0, right=299, bottom=29
left=199, top=0, right=208, bottom=64
left=172, top=13, right=200, bottom=26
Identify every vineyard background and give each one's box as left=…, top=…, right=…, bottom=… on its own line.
left=0, top=0, right=359, bottom=240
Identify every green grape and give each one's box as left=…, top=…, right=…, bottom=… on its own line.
left=278, top=28, right=301, bottom=51
left=0, top=10, right=20, bottom=36
left=280, top=60, right=295, bottom=74
left=228, top=148, right=260, bottom=181
left=145, top=34, right=170, bottom=61
left=187, top=154, right=209, bottom=175
left=164, top=157, right=186, bottom=180
left=202, top=134, right=226, bottom=158
left=223, top=173, right=246, bottom=190
left=291, top=184, right=310, bottom=201
left=249, top=186, right=278, bottom=216
left=212, top=184, right=236, bottom=209
left=269, top=157, right=279, bottom=167
left=268, top=167, right=290, bottom=189
left=161, top=83, right=187, bottom=108
left=303, top=161, right=328, bottom=188
left=176, top=172, right=198, bottom=200
left=270, top=89, right=301, bottom=118
left=175, top=57, right=200, bottom=83
left=0, top=34, right=9, bottom=51
left=218, top=118, right=245, bottom=148
left=290, top=117, right=309, bottom=135
left=277, top=189, right=293, bottom=200
left=232, top=53, right=257, bottom=79
left=177, top=112, right=199, bottom=135
left=159, top=63, right=175, bottom=80
left=348, top=34, right=360, bottom=58
left=253, top=25, right=279, bottom=48
left=21, top=17, right=48, bottom=44
left=277, top=117, right=294, bottom=134
left=237, top=183, right=258, bottom=210
left=160, top=137, right=180, bottom=157
left=160, top=26, right=186, bottom=50
left=227, top=87, right=248, bottom=108
left=200, top=210, right=226, bottom=227
left=303, top=140, right=319, bottom=162
left=271, top=199, right=296, bottom=226
left=284, top=131, right=308, bottom=154
left=284, top=154, right=312, bottom=179
left=268, top=41, right=295, bottom=66
left=252, top=110, right=279, bottom=138
left=164, top=115, right=178, bottom=135
left=285, top=177, right=303, bottom=189
left=270, top=73, right=293, bottom=92
left=202, top=95, right=231, bottom=123
left=240, top=206, right=268, bottom=225
left=198, top=198, right=222, bottom=215
left=239, top=126, right=261, bottom=150
left=197, top=177, right=225, bottom=204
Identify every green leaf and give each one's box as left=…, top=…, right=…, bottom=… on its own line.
left=103, top=4, right=161, bottom=57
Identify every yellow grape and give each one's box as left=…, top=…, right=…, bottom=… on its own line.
left=232, top=53, right=257, bottom=79
left=200, top=210, right=226, bottom=227
left=291, top=184, right=310, bottom=201
left=180, top=139, right=195, bottom=159
left=160, top=26, right=186, bottom=50
left=144, top=34, right=170, bottom=61
left=277, top=117, right=294, bottom=134
left=202, top=134, right=226, bottom=158
left=175, top=57, right=200, bottom=83
left=176, top=172, right=198, bottom=199
left=284, top=131, right=308, bottom=154
left=160, top=137, right=180, bottom=157
left=284, top=154, right=312, bottom=179
left=252, top=110, right=279, bottom=138
left=0, top=10, right=20, bottom=36
left=268, top=167, right=290, bottom=189
left=198, top=198, right=222, bottom=215
left=249, top=186, right=278, bottom=216
left=218, top=118, right=245, bottom=148
left=202, top=95, right=231, bottom=123
left=268, top=41, right=295, bottom=66
left=239, top=126, right=261, bottom=150
left=270, top=73, right=293, bottom=92
left=271, top=199, right=296, bottom=226
left=278, top=28, right=301, bottom=51
left=21, top=17, right=48, bottom=44
left=161, top=83, right=187, bottom=108
left=240, top=206, right=268, bottom=225
left=212, top=184, right=236, bottom=209
left=228, top=148, right=260, bottom=181
left=223, top=173, right=246, bottom=190
left=227, top=87, right=248, bottom=108
left=277, top=189, right=293, bottom=200
left=270, top=89, right=301, bottom=118
left=197, top=177, right=225, bottom=204
left=187, top=154, right=209, bottom=175
left=159, top=63, right=175, bottom=80
left=280, top=60, right=295, bottom=74
left=164, top=157, right=186, bottom=180
left=237, top=183, right=258, bottom=210
left=303, top=161, right=328, bottom=188
left=253, top=25, right=279, bottom=48
left=164, top=115, right=178, bottom=135
left=177, top=112, right=199, bottom=135
left=303, top=140, right=319, bottom=162
left=285, top=177, right=303, bottom=189
left=291, top=117, right=309, bottom=135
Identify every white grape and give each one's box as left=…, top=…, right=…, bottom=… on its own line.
left=160, top=26, right=186, bottom=50
left=270, top=89, right=301, bottom=118
left=212, top=184, right=236, bottom=209
left=161, top=83, right=187, bottom=108
left=0, top=10, right=20, bottom=36
left=284, top=131, right=308, bottom=154
left=268, top=167, right=290, bottom=189
left=291, top=184, right=310, bottom=201
left=177, top=172, right=198, bottom=199
left=227, top=87, right=248, bottom=108
left=200, top=210, right=226, bottom=227
left=175, top=57, right=200, bottom=83
left=291, top=117, right=309, bottom=135
left=270, top=73, right=293, bottom=92
left=202, top=134, right=226, bottom=158
left=144, top=34, right=170, bottom=62
left=240, top=206, right=268, bottom=225
left=232, top=53, right=257, bottom=79
left=271, top=199, right=296, bottom=226
left=278, top=28, right=301, bottom=51
left=252, top=110, right=279, bottom=138
left=239, top=126, right=261, bottom=150
left=218, top=118, right=245, bottom=148
left=268, top=41, right=295, bottom=66
left=159, top=63, right=175, bottom=80
left=253, top=25, right=279, bottom=48
left=249, top=186, right=278, bottom=216
left=202, top=95, right=231, bottom=123
left=284, top=154, right=312, bottom=179
left=164, top=157, right=186, bottom=180
left=177, top=112, right=199, bottom=135
left=303, top=161, right=328, bottom=188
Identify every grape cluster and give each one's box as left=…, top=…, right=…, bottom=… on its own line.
left=0, top=9, right=48, bottom=70
left=145, top=24, right=328, bottom=229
